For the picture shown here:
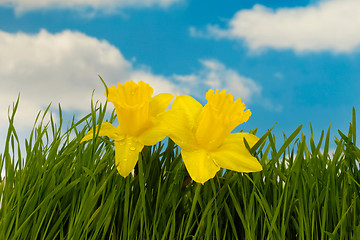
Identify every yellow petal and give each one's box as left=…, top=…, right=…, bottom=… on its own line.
left=162, top=109, right=198, bottom=151
left=137, top=120, right=167, bottom=146
left=136, top=92, right=174, bottom=145
left=161, top=95, right=203, bottom=150
left=212, top=133, right=262, bottom=173
left=138, top=93, right=174, bottom=145
left=81, top=122, right=123, bottom=143
left=234, top=132, right=260, bottom=147
left=181, top=149, right=220, bottom=184
left=149, top=93, right=174, bottom=117
left=171, top=95, right=203, bottom=130
left=115, top=138, right=144, bottom=177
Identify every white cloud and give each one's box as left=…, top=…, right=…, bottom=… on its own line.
left=0, top=0, right=183, bottom=13
left=172, top=74, right=198, bottom=83
left=192, top=0, right=360, bottom=53
left=185, top=59, right=282, bottom=112
left=0, top=29, right=179, bottom=131
left=274, top=72, right=284, bottom=79
left=173, top=59, right=262, bottom=103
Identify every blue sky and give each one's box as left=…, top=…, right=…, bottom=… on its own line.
left=0, top=0, right=359, bottom=152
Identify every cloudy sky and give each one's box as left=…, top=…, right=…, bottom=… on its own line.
left=0, top=0, right=359, bottom=153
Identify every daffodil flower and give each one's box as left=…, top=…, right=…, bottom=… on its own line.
left=81, top=80, right=174, bottom=177
left=166, top=89, right=262, bottom=184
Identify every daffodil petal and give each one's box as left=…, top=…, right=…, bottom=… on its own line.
left=81, top=122, right=123, bottom=143
left=137, top=120, right=168, bottom=146
left=181, top=149, right=220, bottom=184
left=235, top=132, right=260, bottom=147
left=162, top=110, right=198, bottom=151
left=212, top=133, right=262, bottom=172
left=161, top=95, right=202, bottom=150
left=171, top=95, right=203, bottom=130
left=115, top=138, right=144, bottom=177
left=149, top=93, right=174, bottom=117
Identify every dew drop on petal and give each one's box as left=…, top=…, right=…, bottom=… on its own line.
left=129, top=147, right=136, bottom=151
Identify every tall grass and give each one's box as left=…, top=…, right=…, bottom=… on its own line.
left=0, top=98, right=359, bottom=239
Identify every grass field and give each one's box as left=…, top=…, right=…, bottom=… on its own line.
left=0, top=98, right=359, bottom=239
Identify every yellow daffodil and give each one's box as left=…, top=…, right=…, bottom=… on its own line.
left=166, top=89, right=262, bottom=184
left=81, top=80, right=174, bottom=177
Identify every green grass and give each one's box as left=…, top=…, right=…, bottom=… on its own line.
left=1, top=98, right=360, bottom=239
